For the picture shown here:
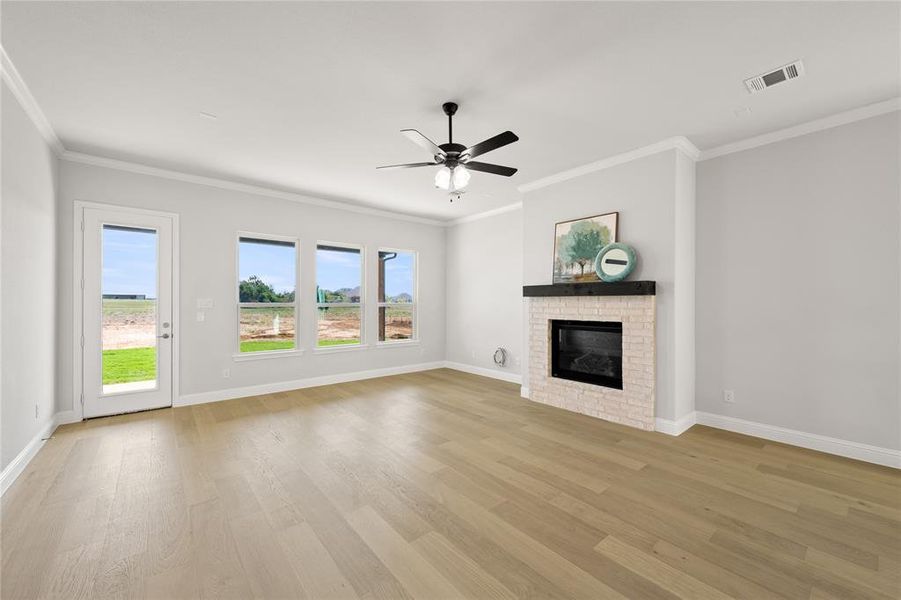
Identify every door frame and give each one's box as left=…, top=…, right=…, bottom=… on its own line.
left=72, top=200, right=180, bottom=421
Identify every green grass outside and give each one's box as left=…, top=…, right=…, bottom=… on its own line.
left=240, top=339, right=361, bottom=351
left=317, top=338, right=361, bottom=347
left=239, top=338, right=359, bottom=351
left=240, top=339, right=296, bottom=352
left=103, top=346, right=156, bottom=384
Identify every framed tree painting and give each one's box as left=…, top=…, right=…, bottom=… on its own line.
left=553, top=212, right=618, bottom=283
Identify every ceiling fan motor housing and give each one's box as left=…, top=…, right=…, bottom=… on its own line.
left=439, top=142, right=467, bottom=167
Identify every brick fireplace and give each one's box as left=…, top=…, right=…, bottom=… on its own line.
left=524, top=281, right=656, bottom=431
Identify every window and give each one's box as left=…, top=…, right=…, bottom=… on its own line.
left=102, top=225, right=159, bottom=391
left=378, top=249, right=415, bottom=343
left=316, top=243, right=363, bottom=347
left=237, top=236, right=297, bottom=353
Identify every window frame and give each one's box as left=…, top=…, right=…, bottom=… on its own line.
left=234, top=232, right=301, bottom=359
left=376, top=247, right=418, bottom=345
left=314, top=241, right=366, bottom=351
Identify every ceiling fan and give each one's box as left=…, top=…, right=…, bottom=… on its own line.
left=377, top=102, right=519, bottom=194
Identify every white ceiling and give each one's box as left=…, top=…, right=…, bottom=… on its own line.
left=3, top=1, right=899, bottom=220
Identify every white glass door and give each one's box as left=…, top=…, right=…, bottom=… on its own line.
left=82, top=207, right=174, bottom=417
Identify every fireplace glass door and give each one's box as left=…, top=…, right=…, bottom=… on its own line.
left=551, top=320, right=623, bottom=389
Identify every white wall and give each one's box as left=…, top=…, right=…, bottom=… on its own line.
left=673, top=150, right=697, bottom=422
left=57, top=161, right=446, bottom=410
left=696, top=111, right=900, bottom=450
left=522, top=149, right=696, bottom=422
left=1, top=81, right=59, bottom=470
left=445, top=208, right=523, bottom=380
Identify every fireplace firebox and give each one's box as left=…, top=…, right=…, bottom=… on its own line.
left=550, top=320, right=623, bottom=389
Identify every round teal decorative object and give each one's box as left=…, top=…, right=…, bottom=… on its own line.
left=594, top=243, right=637, bottom=282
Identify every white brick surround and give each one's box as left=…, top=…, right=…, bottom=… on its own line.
left=527, top=295, right=656, bottom=431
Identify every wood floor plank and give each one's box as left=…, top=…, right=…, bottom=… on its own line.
left=411, top=531, right=518, bottom=600
left=1, top=369, right=897, bottom=599
left=432, top=477, right=630, bottom=599
left=277, top=466, right=414, bottom=600
left=229, top=511, right=309, bottom=599
left=36, top=541, right=104, bottom=600
left=595, top=536, right=732, bottom=600
left=647, top=539, right=778, bottom=599
left=277, top=521, right=360, bottom=600
left=189, top=497, right=254, bottom=599
left=346, top=505, right=463, bottom=599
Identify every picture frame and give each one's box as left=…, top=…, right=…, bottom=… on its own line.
left=552, top=211, right=618, bottom=283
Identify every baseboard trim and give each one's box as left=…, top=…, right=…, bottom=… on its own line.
left=655, top=411, right=697, bottom=436
left=176, top=361, right=447, bottom=407
left=175, top=359, right=523, bottom=409
left=443, top=361, right=522, bottom=385
left=1, top=415, right=60, bottom=497
left=695, top=412, right=901, bottom=469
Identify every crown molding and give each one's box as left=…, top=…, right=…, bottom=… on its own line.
left=518, top=136, right=700, bottom=194
left=61, top=151, right=446, bottom=227
left=1, top=45, right=65, bottom=156
left=699, top=97, right=901, bottom=161
left=448, top=201, right=523, bottom=226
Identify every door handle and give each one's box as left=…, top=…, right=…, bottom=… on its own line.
left=158, top=333, right=171, bottom=339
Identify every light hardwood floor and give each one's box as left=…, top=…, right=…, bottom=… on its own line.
left=2, top=368, right=899, bottom=599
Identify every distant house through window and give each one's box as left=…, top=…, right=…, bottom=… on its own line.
left=237, top=235, right=297, bottom=353
left=378, top=249, right=415, bottom=343
left=316, top=243, right=363, bottom=347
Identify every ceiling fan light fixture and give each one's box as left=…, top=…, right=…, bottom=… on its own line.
left=434, top=166, right=451, bottom=190
left=452, top=165, right=471, bottom=189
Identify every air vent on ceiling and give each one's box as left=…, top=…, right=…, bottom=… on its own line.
left=744, top=60, right=805, bottom=94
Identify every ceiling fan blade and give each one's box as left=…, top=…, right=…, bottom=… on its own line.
left=376, top=162, right=437, bottom=170
left=400, top=129, right=445, bottom=158
left=461, top=131, right=518, bottom=160
left=463, top=161, right=517, bottom=177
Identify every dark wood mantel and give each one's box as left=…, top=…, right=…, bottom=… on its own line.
left=522, top=281, right=655, bottom=297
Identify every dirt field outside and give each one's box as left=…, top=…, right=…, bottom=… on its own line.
left=102, top=299, right=157, bottom=349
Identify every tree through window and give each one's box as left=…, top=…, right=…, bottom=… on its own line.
left=237, top=236, right=297, bottom=353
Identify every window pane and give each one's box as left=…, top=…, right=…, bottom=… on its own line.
left=240, top=306, right=295, bottom=352
left=316, top=245, right=361, bottom=303
left=379, top=306, right=413, bottom=342
left=378, top=251, right=414, bottom=303
left=317, top=306, right=360, bottom=346
left=101, top=225, right=158, bottom=393
left=239, top=237, right=296, bottom=302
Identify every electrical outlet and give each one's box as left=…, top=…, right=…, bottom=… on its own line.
left=197, top=311, right=205, bottom=322
left=222, top=369, right=230, bottom=379
left=723, top=390, right=735, bottom=404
